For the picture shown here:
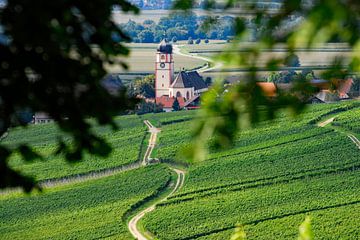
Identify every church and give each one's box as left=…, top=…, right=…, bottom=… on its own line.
left=154, top=40, right=208, bottom=111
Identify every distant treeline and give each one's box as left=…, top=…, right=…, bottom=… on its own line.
left=119, top=14, right=237, bottom=43
left=118, top=12, right=304, bottom=43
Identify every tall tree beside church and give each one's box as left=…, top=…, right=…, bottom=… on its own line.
left=172, top=98, right=181, bottom=111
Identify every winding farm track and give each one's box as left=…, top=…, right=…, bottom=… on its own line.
left=317, top=117, right=335, bottom=127
left=142, top=120, right=161, bottom=165
left=318, top=116, right=360, bottom=149
left=173, top=45, right=223, bottom=73
left=348, top=134, right=360, bottom=149
left=128, top=168, right=185, bottom=240
left=128, top=121, right=186, bottom=240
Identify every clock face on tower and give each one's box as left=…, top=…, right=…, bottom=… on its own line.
left=160, top=63, right=165, bottom=68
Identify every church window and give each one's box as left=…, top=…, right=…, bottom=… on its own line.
left=161, top=55, right=165, bottom=60
left=186, top=91, right=190, bottom=99
left=162, top=75, right=164, bottom=78
left=162, top=84, right=164, bottom=87
left=176, top=91, right=182, bottom=97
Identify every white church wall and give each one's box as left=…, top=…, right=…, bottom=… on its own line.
left=169, top=87, right=194, bottom=99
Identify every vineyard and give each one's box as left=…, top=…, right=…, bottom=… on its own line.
left=4, top=115, right=146, bottom=180
left=0, top=101, right=359, bottom=240
left=140, top=101, right=360, bottom=239
left=332, top=108, right=360, bottom=135
left=0, top=165, right=171, bottom=240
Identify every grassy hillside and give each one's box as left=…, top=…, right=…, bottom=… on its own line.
left=4, top=115, right=146, bottom=181
left=0, top=165, right=171, bottom=240
left=140, top=101, right=360, bottom=239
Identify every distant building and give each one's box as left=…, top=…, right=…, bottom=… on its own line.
left=257, top=78, right=354, bottom=103
left=154, top=40, right=208, bottom=111
left=33, top=112, right=53, bottom=124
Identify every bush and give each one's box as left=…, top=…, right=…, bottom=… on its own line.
left=195, top=38, right=201, bottom=44
left=204, top=38, right=209, bottom=44
left=187, top=37, right=193, bottom=44
left=172, top=36, right=177, bottom=43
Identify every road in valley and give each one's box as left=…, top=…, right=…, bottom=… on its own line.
left=173, top=45, right=223, bottom=73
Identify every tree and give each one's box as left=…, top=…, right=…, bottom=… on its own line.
left=205, top=77, right=212, bottom=85
left=137, top=101, right=163, bottom=115
left=0, top=0, right=139, bottom=191
left=172, top=98, right=181, bottom=111
left=187, top=37, right=194, bottom=44
left=284, top=54, right=301, bottom=68
left=133, top=75, right=155, bottom=98
left=138, top=29, right=155, bottom=43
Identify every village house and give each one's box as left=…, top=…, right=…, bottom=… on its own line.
left=257, top=78, right=354, bottom=103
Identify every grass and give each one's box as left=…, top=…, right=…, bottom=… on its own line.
left=0, top=165, right=171, bottom=240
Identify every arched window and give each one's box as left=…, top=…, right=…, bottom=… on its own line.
left=186, top=91, right=190, bottom=99
left=176, top=91, right=182, bottom=97
left=161, top=55, right=165, bottom=60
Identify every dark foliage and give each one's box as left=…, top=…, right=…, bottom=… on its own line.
left=0, top=0, right=139, bottom=191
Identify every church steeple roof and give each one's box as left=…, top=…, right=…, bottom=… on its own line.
left=170, top=71, right=208, bottom=90
left=157, top=39, right=173, bottom=54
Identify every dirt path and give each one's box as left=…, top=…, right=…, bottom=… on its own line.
left=173, top=45, right=223, bottom=73
left=317, top=116, right=360, bottom=150
left=317, top=117, right=335, bottom=127
left=348, top=134, right=360, bottom=149
left=128, top=168, right=186, bottom=240
left=142, top=120, right=161, bottom=166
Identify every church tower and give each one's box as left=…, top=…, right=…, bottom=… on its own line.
left=155, top=40, right=174, bottom=98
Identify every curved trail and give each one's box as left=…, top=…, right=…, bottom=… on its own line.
left=318, top=116, right=360, bottom=149
left=128, top=121, right=186, bottom=240
left=173, top=45, right=223, bottom=73
left=128, top=168, right=185, bottom=240
left=142, top=120, right=161, bottom=165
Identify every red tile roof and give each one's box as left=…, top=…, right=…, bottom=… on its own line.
left=256, top=82, right=277, bottom=97
left=155, top=96, right=186, bottom=108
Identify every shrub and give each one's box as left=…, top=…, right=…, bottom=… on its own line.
left=187, top=37, right=193, bottom=44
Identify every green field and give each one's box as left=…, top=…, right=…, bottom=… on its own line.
left=0, top=165, right=171, bottom=240
left=0, top=101, right=359, bottom=239
left=333, top=108, right=360, bottom=135
left=4, top=115, right=146, bottom=181
left=180, top=42, right=354, bottom=68
left=140, top=101, right=360, bottom=239
left=106, top=44, right=206, bottom=73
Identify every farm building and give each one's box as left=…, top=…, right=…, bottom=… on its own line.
left=154, top=40, right=208, bottom=111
